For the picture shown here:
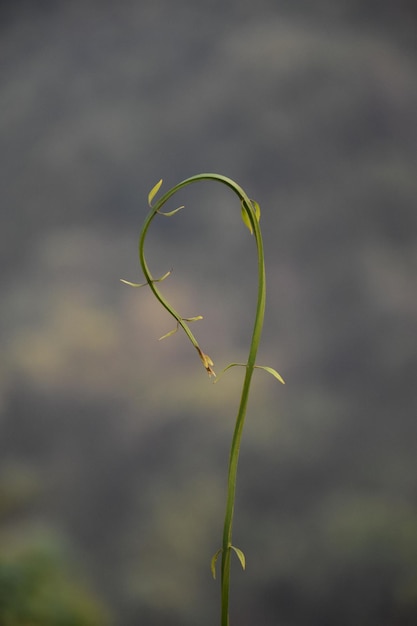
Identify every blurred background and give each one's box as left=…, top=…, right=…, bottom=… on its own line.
left=1, top=1, right=417, bottom=625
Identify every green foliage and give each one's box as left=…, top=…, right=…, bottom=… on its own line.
left=0, top=466, right=110, bottom=626
left=123, top=174, right=284, bottom=625
left=0, top=533, right=110, bottom=626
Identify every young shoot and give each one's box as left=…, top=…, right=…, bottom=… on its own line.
left=122, top=173, right=284, bottom=626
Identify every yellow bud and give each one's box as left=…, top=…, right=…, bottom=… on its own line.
left=196, top=347, right=216, bottom=377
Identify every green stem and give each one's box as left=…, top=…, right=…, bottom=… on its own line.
left=137, top=174, right=266, bottom=626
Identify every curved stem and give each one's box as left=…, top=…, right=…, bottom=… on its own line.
left=137, top=174, right=266, bottom=626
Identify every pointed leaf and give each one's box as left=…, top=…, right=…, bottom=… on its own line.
left=240, top=199, right=261, bottom=234
left=213, top=362, right=246, bottom=384
left=158, top=205, right=184, bottom=217
left=231, top=545, right=246, bottom=571
left=120, top=269, right=171, bottom=288
left=159, top=325, right=179, bottom=341
left=254, top=365, right=285, bottom=384
left=210, top=549, right=222, bottom=580
left=250, top=198, right=261, bottom=222
left=148, top=179, right=163, bottom=206
left=155, top=270, right=172, bottom=283
left=240, top=200, right=253, bottom=234
left=221, top=363, right=246, bottom=371
left=120, top=278, right=147, bottom=287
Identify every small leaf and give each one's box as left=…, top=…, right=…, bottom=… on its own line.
left=240, top=199, right=260, bottom=234
left=120, top=279, right=147, bottom=287
left=250, top=198, right=261, bottom=222
left=155, top=270, right=172, bottom=283
left=254, top=365, right=285, bottom=384
left=159, top=324, right=179, bottom=340
left=240, top=200, right=253, bottom=234
left=210, top=549, right=222, bottom=580
left=120, top=270, right=171, bottom=288
left=148, top=179, right=163, bottom=206
left=213, top=362, right=246, bottom=383
left=183, top=316, right=203, bottom=322
left=231, top=545, right=246, bottom=571
left=158, top=205, right=184, bottom=217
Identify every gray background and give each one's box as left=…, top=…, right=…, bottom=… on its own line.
left=1, top=2, right=417, bottom=625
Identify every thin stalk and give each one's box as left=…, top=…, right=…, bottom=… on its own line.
left=219, top=194, right=266, bottom=626
left=129, top=173, right=273, bottom=626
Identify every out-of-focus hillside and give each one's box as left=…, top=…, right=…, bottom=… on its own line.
left=1, top=2, right=417, bottom=625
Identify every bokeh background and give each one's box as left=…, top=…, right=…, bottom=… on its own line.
left=1, top=1, right=417, bottom=625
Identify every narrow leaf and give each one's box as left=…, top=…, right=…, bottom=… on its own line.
left=148, top=179, right=163, bottom=207
left=240, top=200, right=253, bottom=234
left=159, top=325, right=179, bottom=341
left=120, top=279, right=147, bottom=287
left=120, top=269, right=171, bottom=288
left=250, top=198, right=261, bottom=222
left=158, top=205, right=184, bottom=217
left=210, top=549, right=222, bottom=580
left=254, top=365, right=286, bottom=384
left=213, top=362, right=246, bottom=384
left=231, top=545, right=246, bottom=571
left=155, top=270, right=172, bottom=282
left=240, top=199, right=260, bottom=234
